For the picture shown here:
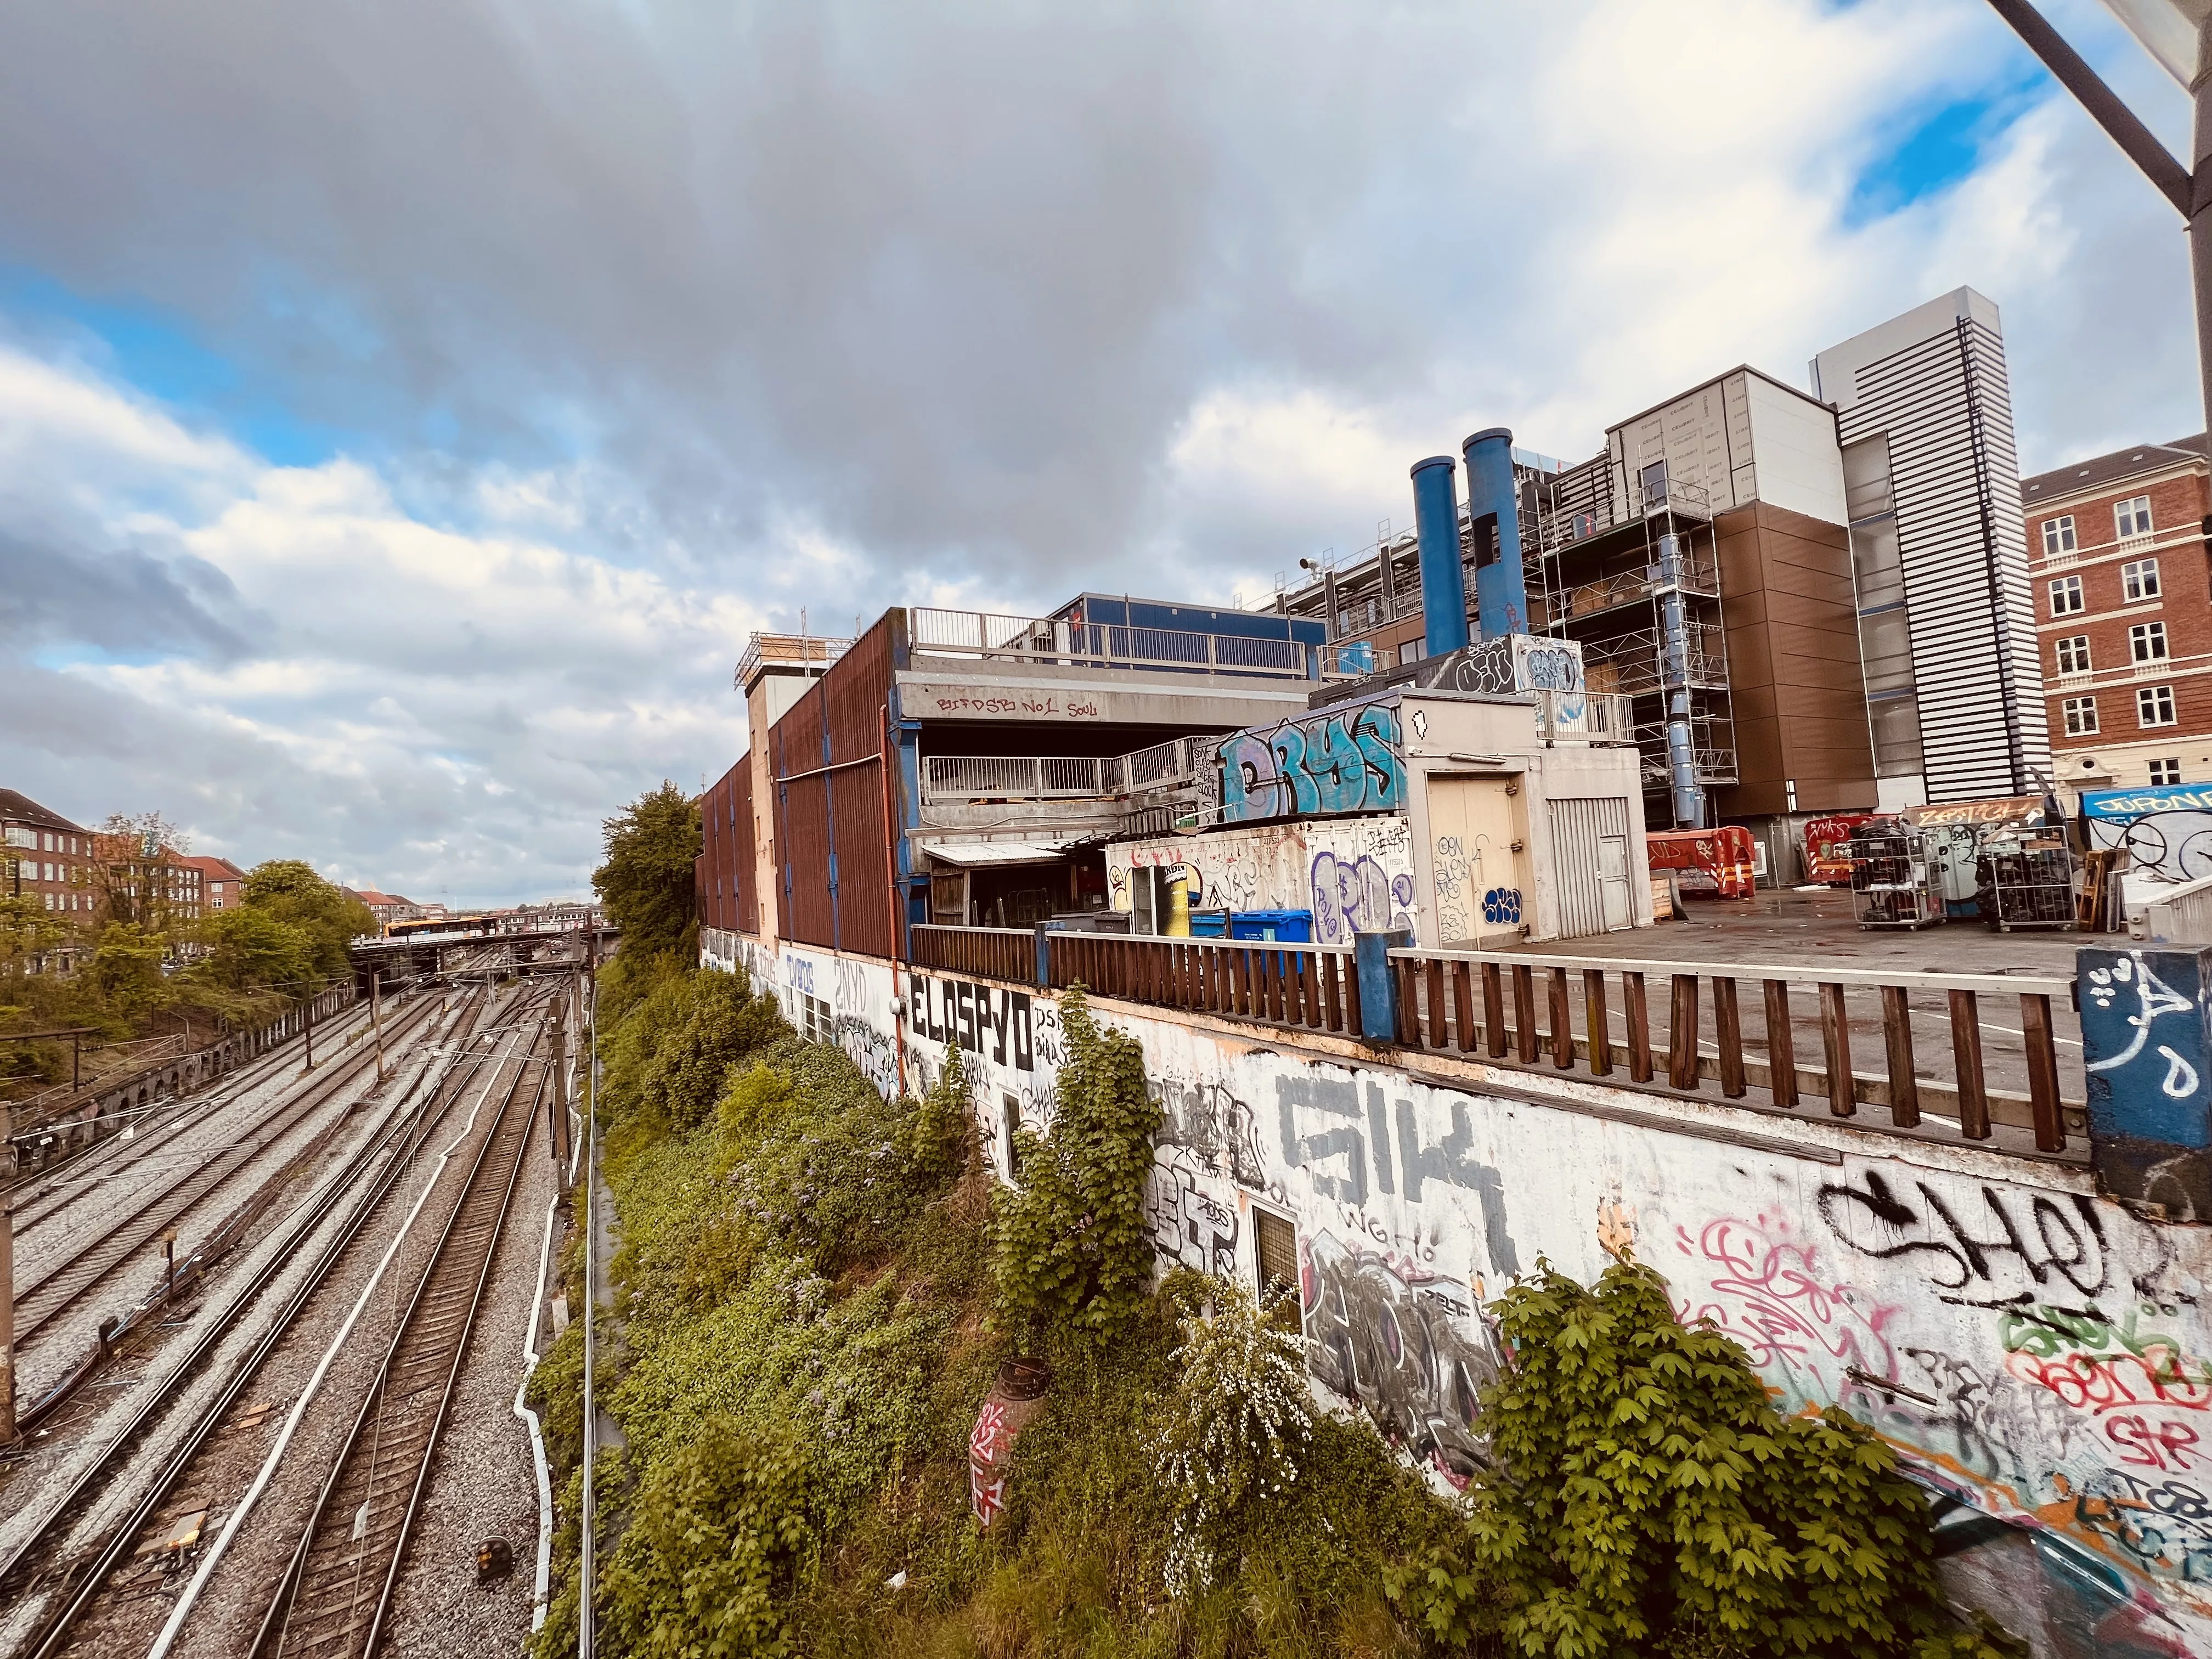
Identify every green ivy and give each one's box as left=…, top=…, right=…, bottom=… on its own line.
left=1388, top=1255, right=2025, bottom=1659
left=988, top=988, right=1161, bottom=1351
left=600, top=1417, right=815, bottom=1659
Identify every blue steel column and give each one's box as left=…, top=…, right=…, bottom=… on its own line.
left=1460, top=428, right=1528, bottom=639
left=1410, top=456, right=1470, bottom=659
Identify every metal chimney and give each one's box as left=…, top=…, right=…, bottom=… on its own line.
left=1410, top=455, right=1469, bottom=658
left=1460, top=428, right=1527, bottom=639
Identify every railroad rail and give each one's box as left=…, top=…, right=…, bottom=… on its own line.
left=0, top=984, right=540, bottom=1658
left=7, top=990, right=445, bottom=1365
left=252, top=997, right=550, bottom=1659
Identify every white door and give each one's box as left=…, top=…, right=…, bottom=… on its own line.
left=1426, top=775, right=1525, bottom=945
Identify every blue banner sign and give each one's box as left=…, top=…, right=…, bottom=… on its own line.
left=2082, top=785, right=2212, bottom=820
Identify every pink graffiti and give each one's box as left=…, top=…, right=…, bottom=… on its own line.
left=2107, top=1414, right=2204, bottom=1474
left=2008, top=1349, right=2212, bottom=1418
left=970, top=1401, right=1011, bottom=1466
left=1676, top=1215, right=1900, bottom=1392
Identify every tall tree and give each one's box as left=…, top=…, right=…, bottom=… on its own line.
left=241, top=860, right=375, bottom=979
left=594, top=782, right=702, bottom=967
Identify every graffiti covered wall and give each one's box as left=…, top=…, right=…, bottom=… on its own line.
left=1105, top=815, right=1418, bottom=941
left=1218, top=699, right=1407, bottom=824
left=704, top=929, right=2212, bottom=1656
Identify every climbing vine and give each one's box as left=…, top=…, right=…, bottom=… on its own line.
left=988, top=988, right=1160, bottom=1351
left=1385, top=1254, right=2024, bottom=1659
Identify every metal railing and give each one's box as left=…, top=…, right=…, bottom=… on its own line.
left=907, top=607, right=1329, bottom=681
left=734, top=631, right=849, bottom=690
left=1386, top=947, right=2080, bottom=1155
left=1533, top=541, right=1720, bottom=628
left=921, top=737, right=1206, bottom=803
left=1581, top=623, right=1729, bottom=696
left=1533, top=689, right=1635, bottom=743
left=912, top=923, right=1039, bottom=983
left=1049, top=933, right=1363, bottom=1039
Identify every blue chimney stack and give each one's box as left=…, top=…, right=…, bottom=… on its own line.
left=1461, top=428, right=1527, bottom=639
left=1410, top=455, right=1469, bottom=658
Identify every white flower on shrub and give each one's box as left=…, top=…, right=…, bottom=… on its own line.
left=1153, top=1276, right=1314, bottom=1595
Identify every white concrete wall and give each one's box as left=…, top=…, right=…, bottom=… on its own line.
left=703, top=924, right=2212, bottom=1655
left=1105, top=815, right=1417, bottom=943
left=1742, top=370, right=1848, bottom=527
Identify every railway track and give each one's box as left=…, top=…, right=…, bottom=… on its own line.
left=252, top=997, right=551, bottom=1659
left=0, top=984, right=534, bottom=1658
left=8, top=992, right=447, bottom=1357
left=10, top=998, right=383, bottom=1232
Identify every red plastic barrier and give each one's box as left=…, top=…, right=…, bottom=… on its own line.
left=1645, top=826, right=1757, bottom=900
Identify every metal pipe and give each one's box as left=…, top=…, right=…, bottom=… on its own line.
left=1655, top=532, right=1706, bottom=828
left=2196, top=30, right=2212, bottom=447
left=1410, top=456, right=1470, bottom=658
left=1462, top=428, right=1530, bottom=639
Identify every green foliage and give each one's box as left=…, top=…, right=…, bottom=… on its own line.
left=92, top=924, right=170, bottom=1018
left=905, top=1040, right=969, bottom=1187
left=240, top=859, right=374, bottom=975
left=191, top=903, right=317, bottom=992
left=594, top=782, right=702, bottom=971
left=988, top=989, right=1161, bottom=1351
left=1154, top=1272, right=1316, bottom=1594
left=1409, top=1255, right=2023, bottom=1659
left=601, top=1417, right=815, bottom=1659
left=644, top=969, right=788, bottom=1133
left=0, top=891, right=70, bottom=972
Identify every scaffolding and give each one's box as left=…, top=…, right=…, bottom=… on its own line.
left=1267, top=448, right=1739, bottom=828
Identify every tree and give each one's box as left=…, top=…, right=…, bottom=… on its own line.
left=89, top=810, right=193, bottom=933
left=0, top=891, right=71, bottom=975
left=594, top=782, right=702, bottom=968
left=194, top=905, right=317, bottom=992
left=92, top=924, right=170, bottom=1019
left=241, top=860, right=375, bottom=978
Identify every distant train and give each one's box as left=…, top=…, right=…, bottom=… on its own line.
left=384, top=912, right=502, bottom=940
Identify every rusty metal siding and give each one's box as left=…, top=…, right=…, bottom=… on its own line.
left=1549, top=796, right=1631, bottom=939
left=770, top=611, right=901, bottom=957
left=733, top=760, right=757, bottom=935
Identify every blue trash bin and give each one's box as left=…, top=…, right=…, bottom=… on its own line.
left=1229, top=909, right=1313, bottom=943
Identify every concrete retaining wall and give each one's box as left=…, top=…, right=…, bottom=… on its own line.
left=703, top=927, right=2211, bottom=1657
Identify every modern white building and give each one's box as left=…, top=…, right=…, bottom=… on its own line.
left=1812, top=288, right=2052, bottom=806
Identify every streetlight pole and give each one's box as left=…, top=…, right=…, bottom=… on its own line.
left=1984, top=2, right=2212, bottom=438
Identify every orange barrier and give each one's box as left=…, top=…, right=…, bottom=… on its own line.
left=1645, top=826, right=1757, bottom=900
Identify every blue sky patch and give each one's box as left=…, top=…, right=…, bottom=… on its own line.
left=1845, top=95, right=2009, bottom=227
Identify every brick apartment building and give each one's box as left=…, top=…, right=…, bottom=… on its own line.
left=2024, top=435, right=2211, bottom=792
left=179, top=854, right=248, bottom=912
left=0, top=789, right=96, bottom=939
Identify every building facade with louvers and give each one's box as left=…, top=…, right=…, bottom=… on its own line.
left=1812, top=287, right=2052, bottom=805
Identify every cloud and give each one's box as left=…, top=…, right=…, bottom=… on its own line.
left=0, top=0, right=2196, bottom=899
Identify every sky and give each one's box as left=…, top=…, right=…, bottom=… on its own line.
left=0, top=0, right=2199, bottom=907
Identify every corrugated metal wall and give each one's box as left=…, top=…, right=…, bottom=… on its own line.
left=770, top=611, right=902, bottom=959
left=696, top=761, right=750, bottom=933
left=733, top=760, right=757, bottom=935
left=1549, top=796, right=1631, bottom=939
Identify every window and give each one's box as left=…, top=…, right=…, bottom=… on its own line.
left=1639, top=460, right=1669, bottom=504
left=1842, top=436, right=1895, bottom=521
left=2055, top=635, right=2092, bottom=674
left=2049, top=574, right=2084, bottom=616
left=1254, top=1209, right=1299, bottom=1309
left=2117, top=495, right=2154, bottom=538
left=2132, top=621, right=2170, bottom=662
left=2150, top=758, right=2185, bottom=786
left=2123, top=558, right=2162, bottom=601
left=2040, top=516, right=2077, bottom=556
left=2138, top=685, right=2178, bottom=727
left=2063, top=696, right=2100, bottom=736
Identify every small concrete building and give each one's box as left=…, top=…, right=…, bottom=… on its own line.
left=1107, top=681, right=1649, bottom=946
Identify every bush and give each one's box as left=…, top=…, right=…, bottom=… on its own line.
left=642, top=969, right=787, bottom=1132
left=1398, top=1255, right=2024, bottom=1659
left=989, top=989, right=1160, bottom=1351
left=1154, top=1272, right=1317, bottom=1595
left=601, top=1417, right=815, bottom=1659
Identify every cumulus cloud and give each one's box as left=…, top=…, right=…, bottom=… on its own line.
left=0, top=0, right=2196, bottom=899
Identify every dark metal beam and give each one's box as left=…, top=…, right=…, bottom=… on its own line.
left=1985, top=0, right=2192, bottom=216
